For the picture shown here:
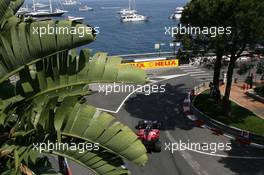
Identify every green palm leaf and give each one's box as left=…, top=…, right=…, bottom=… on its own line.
left=52, top=149, right=130, bottom=175
left=54, top=97, right=148, bottom=166
left=0, top=0, right=11, bottom=25
left=0, top=48, right=148, bottom=174
left=2, top=94, right=147, bottom=175
left=0, top=1, right=148, bottom=174
left=0, top=49, right=146, bottom=126
left=0, top=18, right=96, bottom=80
left=9, top=0, right=24, bottom=14
left=0, top=0, right=24, bottom=29
left=0, top=49, right=146, bottom=102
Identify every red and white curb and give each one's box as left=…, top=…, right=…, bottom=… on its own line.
left=182, top=91, right=264, bottom=149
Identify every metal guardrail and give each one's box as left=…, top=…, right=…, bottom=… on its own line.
left=246, top=89, right=264, bottom=103
left=190, top=83, right=264, bottom=146
left=114, top=52, right=177, bottom=63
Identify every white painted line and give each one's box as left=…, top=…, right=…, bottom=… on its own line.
left=154, top=74, right=187, bottom=79
left=200, top=125, right=208, bottom=129
left=188, top=71, right=207, bottom=74
left=165, top=131, right=208, bottom=175
left=165, top=131, right=264, bottom=159
left=181, top=68, right=201, bottom=71
left=148, top=80, right=158, bottom=83
left=97, top=74, right=188, bottom=113
left=180, top=65, right=193, bottom=68
left=250, top=143, right=264, bottom=149
left=223, top=134, right=235, bottom=140
left=190, top=74, right=211, bottom=77
left=180, top=65, right=196, bottom=68
left=183, top=69, right=205, bottom=72
left=187, top=115, right=197, bottom=121
left=203, top=125, right=212, bottom=130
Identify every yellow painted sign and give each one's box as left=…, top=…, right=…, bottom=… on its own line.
left=123, top=59, right=179, bottom=69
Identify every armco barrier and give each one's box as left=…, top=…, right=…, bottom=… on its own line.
left=187, top=83, right=264, bottom=147
left=246, top=89, right=264, bottom=103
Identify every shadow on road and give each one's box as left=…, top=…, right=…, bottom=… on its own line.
left=219, top=140, right=264, bottom=175
left=124, top=83, right=195, bottom=131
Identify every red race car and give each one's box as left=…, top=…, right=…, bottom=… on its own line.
left=136, top=120, right=162, bottom=152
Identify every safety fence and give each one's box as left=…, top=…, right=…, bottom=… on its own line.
left=183, top=83, right=264, bottom=148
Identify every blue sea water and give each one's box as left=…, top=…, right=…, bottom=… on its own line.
left=26, top=0, right=188, bottom=55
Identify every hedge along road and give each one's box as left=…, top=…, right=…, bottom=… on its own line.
left=83, top=68, right=264, bottom=175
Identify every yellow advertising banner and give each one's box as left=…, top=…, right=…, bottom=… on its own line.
left=122, top=59, right=179, bottom=69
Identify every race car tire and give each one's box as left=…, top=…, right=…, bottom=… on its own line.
left=137, top=120, right=145, bottom=129
left=153, top=141, right=162, bottom=152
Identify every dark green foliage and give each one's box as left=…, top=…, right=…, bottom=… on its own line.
left=194, top=90, right=264, bottom=135
left=181, top=0, right=264, bottom=110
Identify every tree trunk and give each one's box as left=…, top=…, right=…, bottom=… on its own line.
left=213, top=52, right=223, bottom=87
left=223, top=56, right=236, bottom=115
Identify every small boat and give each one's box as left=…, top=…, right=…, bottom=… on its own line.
left=119, top=0, right=149, bottom=22
left=25, top=0, right=68, bottom=17
left=26, top=9, right=67, bottom=17
left=79, top=5, right=93, bottom=11
left=68, top=16, right=85, bottom=21
left=118, top=8, right=137, bottom=15
left=63, top=0, right=77, bottom=5
left=169, top=7, right=184, bottom=20
left=121, top=13, right=149, bottom=22
left=118, top=0, right=138, bottom=15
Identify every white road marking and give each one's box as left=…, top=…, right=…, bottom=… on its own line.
left=188, top=71, right=207, bottom=74
left=165, top=131, right=208, bottom=175
left=182, top=69, right=205, bottom=72
left=154, top=75, right=188, bottom=79
left=190, top=74, right=211, bottom=77
left=97, top=74, right=188, bottom=113
left=165, top=131, right=264, bottom=159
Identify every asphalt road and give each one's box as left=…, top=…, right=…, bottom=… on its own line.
left=65, top=66, right=264, bottom=175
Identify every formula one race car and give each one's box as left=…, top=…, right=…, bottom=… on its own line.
left=136, top=120, right=162, bottom=152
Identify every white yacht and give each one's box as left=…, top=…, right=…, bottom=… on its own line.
left=68, top=16, right=85, bottom=22
left=63, top=0, right=78, bottom=5
left=119, top=0, right=149, bottom=22
left=79, top=5, right=93, bottom=11
left=121, top=13, right=149, bottom=22
left=25, top=0, right=67, bottom=17
left=118, top=8, right=137, bottom=15
left=117, top=0, right=137, bottom=15
left=169, top=7, right=184, bottom=20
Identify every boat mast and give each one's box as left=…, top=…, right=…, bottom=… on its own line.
left=133, top=0, right=137, bottom=11
left=32, top=0, right=36, bottom=11
left=128, top=0, right=131, bottom=10
left=49, top=0, right=53, bottom=13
